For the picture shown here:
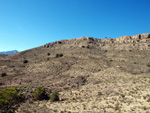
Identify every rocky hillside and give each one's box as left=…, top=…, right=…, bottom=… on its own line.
left=44, top=33, right=150, bottom=50
left=0, top=33, right=150, bottom=113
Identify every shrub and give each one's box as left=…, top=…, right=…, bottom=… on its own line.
left=50, top=91, right=59, bottom=102
left=0, top=88, right=25, bottom=112
left=1, top=73, right=7, bottom=77
left=55, top=53, right=63, bottom=58
left=109, top=59, right=113, bottom=62
left=82, top=45, right=90, bottom=48
left=82, top=46, right=85, bottom=48
left=57, top=41, right=62, bottom=44
left=86, top=45, right=90, bottom=49
left=33, top=87, right=49, bottom=101
left=147, top=64, right=150, bottom=67
left=23, top=60, right=28, bottom=63
left=47, top=53, right=50, bottom=56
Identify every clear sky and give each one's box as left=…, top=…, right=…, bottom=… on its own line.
left=0, top=0, right=150, bottom=51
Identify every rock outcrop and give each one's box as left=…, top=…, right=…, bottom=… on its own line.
left=43, top=33, right=150, bottom=51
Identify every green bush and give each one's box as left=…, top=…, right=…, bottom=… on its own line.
left=0, top=88, right=25, bottom=112
left=33, top=87, right=49, bottom=101
left=147, top=64, right=150, bottom=67
left=23, top=60, right=28, bottom=63
left=55, top=53, right=63, bottom=58
left=1, top=73, right=7, bottom=77
left=50, top=91, right=59, bottom=102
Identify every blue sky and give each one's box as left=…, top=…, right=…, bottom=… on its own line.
left=0, top=0, right=150, bottom=51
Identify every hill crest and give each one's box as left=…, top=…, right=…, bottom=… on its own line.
left=43, top=33, right=150, bottom=51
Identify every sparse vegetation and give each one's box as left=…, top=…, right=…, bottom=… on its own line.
left=50, top=91, right=59, bottom=102
left=0, top=88, right=25, bottom=112
left=109, top=58, right=113, bottom=62
left=1, top=73, right=7, bottom=77
left=147, top=64, right=150, bottom=67
left=57, top=41, right=62, bottom=44
left=82, top=45, right=85, bottom=48
left=56, top=53, right=63, bottom=58
left=82, top=45, right=90, bottom=48
left=86, top=45, right=90, bottom=48
left=23, top=60, right=28, bottom=63
left=33, top=86, right=49, bottom=101
left=1, top=34, right=150, bottom=112
left=115, top=102, right=120, bottom=111
left=147, top=97, right=150, bottom=102
left=47, top=53, right=50, bottom=56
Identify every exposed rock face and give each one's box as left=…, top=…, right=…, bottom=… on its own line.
left=43, top=33, right=150, bottom=51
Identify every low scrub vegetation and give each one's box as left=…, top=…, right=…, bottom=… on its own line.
left=47, top=53, right=50, bottom=56
left=33, top=86, right=49, bottom=101
left=82, top=45, right=90, bottom=48
left=147, top=64, right=150, bottom=67
left=33, top=87, right=60, bottom=102
left=0, top=88, right=25, bottom=112
left=87, top=45, right=90, bottom=48
left=50, top=91, right=59, bottom=102
left=56, top=53, right=63, bottom=58
left=82, top=45, right=85, bottom=48
left=23, top=60, right=28, bottom=63
left=1, top=73, right=7, bottom=77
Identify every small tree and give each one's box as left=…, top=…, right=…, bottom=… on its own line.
left=50, top=91, right=59, bottom=102
left=33, top=87, right=49, bottom=101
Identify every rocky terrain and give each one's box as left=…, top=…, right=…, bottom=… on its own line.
left=0, top=33, right=150, bottom=113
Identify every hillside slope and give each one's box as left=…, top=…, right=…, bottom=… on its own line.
left=0, top=33, right=150, bottom=113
